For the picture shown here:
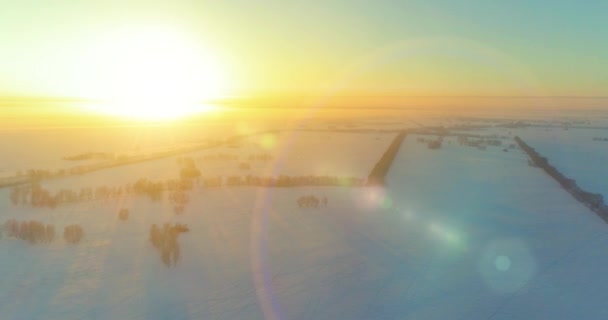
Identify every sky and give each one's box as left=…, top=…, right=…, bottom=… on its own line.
left=0, top=0, right=607, bottom=104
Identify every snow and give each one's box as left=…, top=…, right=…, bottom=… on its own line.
left=1, top=128, right=608, bottom=319
left=516, top=127, right=608, bottom=198
left=35, top=131, right=394, bottom=193
left=0, top=123, right=249, bottom=174
left=381, top=135, right=608, bottom=319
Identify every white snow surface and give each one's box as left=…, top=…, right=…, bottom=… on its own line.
left=1, top=132, right=608, bottom=319
left=517, top=127, right=608, bottom=198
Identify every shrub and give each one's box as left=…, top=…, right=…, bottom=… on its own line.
left=180, top=167, right=201, bottom=179
left=119, top=208, right=129, bottom=221
left=428, top=140, right=442, bottom=149
left=174, top=205, right=185, bottom=215
left=149, top=223, right=189, bottom=267
left=174, top=223, right=190, bottom=233
left=64, top=224, right=84, bottom=244
left=3, top=219, right=55, bottom=244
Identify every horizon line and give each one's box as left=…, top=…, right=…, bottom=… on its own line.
left=1, top=94, right=608, bottom=102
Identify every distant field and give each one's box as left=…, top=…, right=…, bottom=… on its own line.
left=2, top=116, right=608, bottom=319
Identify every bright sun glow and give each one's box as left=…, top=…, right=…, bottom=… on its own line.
left=84, top=26, right=227, bottom=120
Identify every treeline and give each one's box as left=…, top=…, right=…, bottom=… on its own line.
left=417, top=137, right=443, bottom=149
left=9, top=183, right=127, bottom=208
left=149, top=223, right=189, bottom=267
left=367, top=131, right=407, bottom=186
left=179, top=153, right=274, bottom=163
left=9, top=174, right=364, bottom=209
left=296, top=195, right=328, bottom=208
left=63, top=152, right=115, bottom=161
left=178, top=157, right=201, bottom=180
left=12, top=150, right=196, bottom=184
left=64, top=224, right=84, bottom=244
left=16, top=156, right=148, bottom=180
left=9, top=177, right=196, bottom=208
left=225, top=175, right=364, bottom=187
left=592, top=137, right=608, bottom=142
left=3, top=220, right=55, bottom=244
left=456, top=136, right=508, bottom=150
left=2, top=220, right=84, bottom=244
left=415, top=135, right=513, bottom=151
left=515, top=136, right=608, bottom=222
left=180, top=154, right=274, bottom=172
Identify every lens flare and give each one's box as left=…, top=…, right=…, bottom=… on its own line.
left=478, top=238, right=537, bottom=294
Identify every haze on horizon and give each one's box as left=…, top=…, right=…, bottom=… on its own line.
left=1, top=0, right=607, bottom=118
left=4, top=3, right=608, bottom=319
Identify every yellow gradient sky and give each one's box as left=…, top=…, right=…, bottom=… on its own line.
left=1, top=0, right=607, bottom=116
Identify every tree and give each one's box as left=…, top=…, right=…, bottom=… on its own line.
left=119, top=208, right=129, bottom=221
left=64, top=224, right=84, bottom=244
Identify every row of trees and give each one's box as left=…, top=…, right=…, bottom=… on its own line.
left=225, top=175, right=364, bottom=187
left=149, top=223, right=189, bottom=267
left=367, top=132, right=407, bottom=186
left=63, top=152, right=115, bottom=161
left=10, top=184, right=58, bottom=208
left=417, top=137, right=443, bottom=149
left=457, top=136, right=510, bottom=150
left=16, top=163, right=117, bottom=181
left=15, top=151, right=170, bottom=183
left=64, top=225, right=84, bottom=244
left=9, top=184, right=125, bottom=208
left=178, top=157, right=202, bottom=180
left=296, top=195, right=328, bottom=208
left=515, top=136, right=608, bottom=221
left=9, top=173, right=362, bottom=209
left=179, top=153, right=274, bottom=163
left=416, top=135, right=513, bottom=151
left=4, top=219, right=55, bottom=244
left=9, top=176, right=198, bottom=208
left=2, top=220, right=84, bottom=244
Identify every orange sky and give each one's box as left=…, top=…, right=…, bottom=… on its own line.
left=1, top=1, right=607, bottom=121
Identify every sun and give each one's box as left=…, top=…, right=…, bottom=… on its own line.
left=84, top=26, right=228, bottom=120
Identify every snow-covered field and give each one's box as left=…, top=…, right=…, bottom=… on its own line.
left=516, top=127, right=608, bottom=198
left=380, top=135, right=608, bottom=319
left=30, top=131, right=394, bottom=194
left=1, top=124, right=608, bottom=319
left=0, top=122, right=269, bottom=174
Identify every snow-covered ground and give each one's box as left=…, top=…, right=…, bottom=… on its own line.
left=186, top=131, right=395, bottom=178
left=33, top=131, right=394, bottom=193
left=0, top=127, right=395, bottom=182
left=1, top=125, right=608, bottom=319
left=0, top=122, right=265, bottom=174
left=378, top=135, right=608, bottom=319
left=515, top=127, right=608, bottom=198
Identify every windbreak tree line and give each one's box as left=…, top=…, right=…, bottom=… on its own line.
left=515, top=136, right=608, bottom=222
left=2, top=220, right=84, bottom=244
left=9, top=173, right=364, bottom=209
